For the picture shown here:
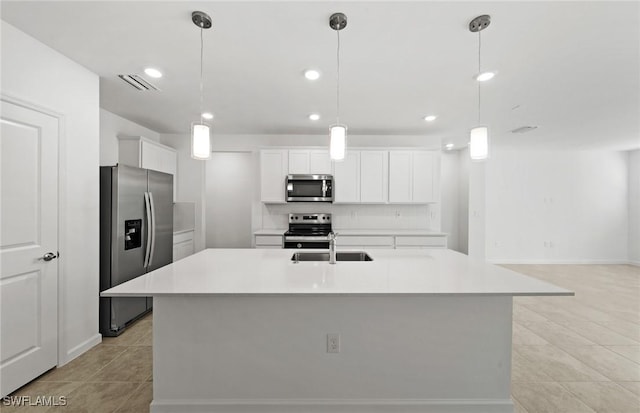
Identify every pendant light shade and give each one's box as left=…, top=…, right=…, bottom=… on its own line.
left=329, top=13, right=348, bottom=161
left=469, top=15, right=491, bottom=161
left=469, top=126, right=489, bottom=160
left=329, top=125, right=347, bottom=161
left=191, top=122, right=211, bottom=160
left=190, top=11, right=212, bottom=160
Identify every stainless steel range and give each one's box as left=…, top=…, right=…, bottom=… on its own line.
left=283, top=213, right=332, bottom=249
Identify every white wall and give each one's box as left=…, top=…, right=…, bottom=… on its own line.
left=1, top=21, right=100, bottom=363
left=485, top=147, right=629, bottom=263
left=205, top=152, right=254, bottom=248
left=629, top=150, right=640, bottom=264
left=440, top=152, right=460, bottom=252
left=99, top=109, right=160, bottom=166
left=159, top=134, right=206, bottom=252
left=457, top=149, right=470, bottom=254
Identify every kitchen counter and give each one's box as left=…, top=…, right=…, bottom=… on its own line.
left=102, top=248, right=572, bottom=413
left=101, top=248, right=571, bottom=297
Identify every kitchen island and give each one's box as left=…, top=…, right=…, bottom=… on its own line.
left=102, top=248, right=572, bottom=413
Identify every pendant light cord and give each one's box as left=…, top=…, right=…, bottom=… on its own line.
left=199, top=24, right=204, bottom=125
left=478, top=30, right=481, bottom=125
left=336, top=28, right=341, bottom=125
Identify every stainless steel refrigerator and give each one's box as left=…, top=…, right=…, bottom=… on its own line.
left=99, top=165, right=173, bottom=336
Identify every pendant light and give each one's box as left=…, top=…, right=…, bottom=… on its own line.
left=191, top=11, right=212, bottom=160
left=469, top=15, right=491, bottom=161
left=329, top=13, right=347, bottom=161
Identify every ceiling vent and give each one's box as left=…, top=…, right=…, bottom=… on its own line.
left=117, top=74, right=160, bottom=91
left=511, top=126, right=538, bottom=134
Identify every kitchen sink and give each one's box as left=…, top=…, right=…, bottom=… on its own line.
left=291, top=251, right=373, bottom=262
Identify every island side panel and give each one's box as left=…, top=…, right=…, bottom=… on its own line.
left=151, top=295, right=514, bottom=413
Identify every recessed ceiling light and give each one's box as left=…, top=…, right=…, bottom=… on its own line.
left=201, top=112, right=214, bottom=120
left=445, top=143, right=454, bottom=150
left=476, top=71, right=495, bottom=82
left=309, top=113, right=320, bottom=121
left=424, top=115, right=437, bottom=122
left=304, top=70, right=320, bottom=80
left=144, top=68, right=163, bottom=78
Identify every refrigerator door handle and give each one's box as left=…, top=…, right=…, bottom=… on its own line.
left=143, top=191, right=152, bottom=268
left=148, top=191, right=156, bottom=268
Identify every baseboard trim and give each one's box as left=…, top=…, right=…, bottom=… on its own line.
left=628, top=260, right=640, bottom=267
left=488, top=259, right=632, bottom=265
left=151, top=398, right=514, bottom=413
left=61, top=333, right=101, bottom=366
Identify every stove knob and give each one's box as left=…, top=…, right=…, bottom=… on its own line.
left=297, top=243, right=302, bottom=249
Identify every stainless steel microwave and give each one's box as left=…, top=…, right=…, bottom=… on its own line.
left=286, top=175, right=333, bottom=202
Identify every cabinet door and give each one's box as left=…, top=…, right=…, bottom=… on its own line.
left=389, top=151, right=412, bottom=203
left=332, top=151, right=360, bottom=203
left=360, top=151, right=388, bottom=203
left=288, top=150, right=310, bottom=174
left=412, top=151, right=435, bottom=203
left=260, top=150, right=288, bottom=202
left=141, top=140, right=162, bottom=172
left=309, top=150, right=332, bottom=174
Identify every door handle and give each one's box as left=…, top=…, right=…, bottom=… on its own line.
left=143, top=192, right=152, bottom=268
left=148, top=192, right=156, bottom=268
left=42, top=252, right=58, bottom=261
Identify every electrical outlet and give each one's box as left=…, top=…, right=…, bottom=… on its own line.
left=395, top=211, right=401, bottom=218
left=350, top=210, right=357, bottom=219
left=327, top=333, right=340, bottom=353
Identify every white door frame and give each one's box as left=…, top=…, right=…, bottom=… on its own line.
left=1, top=94, right=68, bottom=368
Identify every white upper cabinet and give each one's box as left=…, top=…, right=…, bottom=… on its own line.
left=333, top=151, right=360, bottom=203
left=118, top=136, right=178, bottom=201
left=260, top=149, right=288, bottom=203
left=389, top=150, right=436, bottom=204
left=360, top=150, right=388, bottom=203
left=288, top=150, right=310, bottom=174
left=308, top=150, right=332, bottom=174
left=288, top=150, right=332, bottom=175
left=411, top=151, right=436, bottom=203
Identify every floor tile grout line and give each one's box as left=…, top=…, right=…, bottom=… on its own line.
left=111, top=381, right=145, bottom=413
left=604, top=346, right=640, bottom=366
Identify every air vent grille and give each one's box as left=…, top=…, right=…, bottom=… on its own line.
left=117, top=74, right=160, bottom=91
left=511, top=126, right=538, bottom=134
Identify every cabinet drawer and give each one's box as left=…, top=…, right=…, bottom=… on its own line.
left=338, top=236, right=394, bottom=247
left=173, top=240, right=194, bottom=261
left=173, top=231, right=194, bottom=244
left=395, top=236, right=447, bottom=248
left=255, top=235, right=283, bottom=246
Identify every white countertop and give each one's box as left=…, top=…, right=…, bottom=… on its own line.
left=102, top=248, right=572, bottom=297
left=254, top=229, right=447, bottom=236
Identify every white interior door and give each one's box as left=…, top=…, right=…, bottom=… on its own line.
left=0, top=99, right=59, bottom=397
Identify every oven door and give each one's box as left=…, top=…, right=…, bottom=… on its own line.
left=286, top=175, right=333, bottom=202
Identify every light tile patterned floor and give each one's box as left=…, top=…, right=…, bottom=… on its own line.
left=2, top=264, right=638, bottom=412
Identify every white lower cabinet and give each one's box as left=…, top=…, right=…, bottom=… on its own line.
left=255, top=235, right=283, bottom=248
left=173, top=231, right=195, bottom=261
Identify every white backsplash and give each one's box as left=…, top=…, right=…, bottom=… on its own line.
left=260, top=203, right=440, bottom=231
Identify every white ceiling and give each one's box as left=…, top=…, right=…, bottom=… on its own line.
left=2, top=1, right=639, bottom=151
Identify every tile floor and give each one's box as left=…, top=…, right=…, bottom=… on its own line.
left=2, top=264, right=639, bottom=412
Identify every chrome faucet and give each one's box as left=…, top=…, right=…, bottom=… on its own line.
left=328, top=232, right=338, bottom=264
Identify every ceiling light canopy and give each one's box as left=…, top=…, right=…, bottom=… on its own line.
left=190, top=11, right=212, bottom=160
left=144, top=67, right=163, bottom=78
left=201, top=112, right=214, bottom=120
left=424, top=115, right=437, bottom=122
left=304, top=69, right=320, bottom=80
left=469, top=14, right=491, bottom=161
left=329, top=12, right=348, bottom=161
left=309, top=113, right=320, bottom=121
